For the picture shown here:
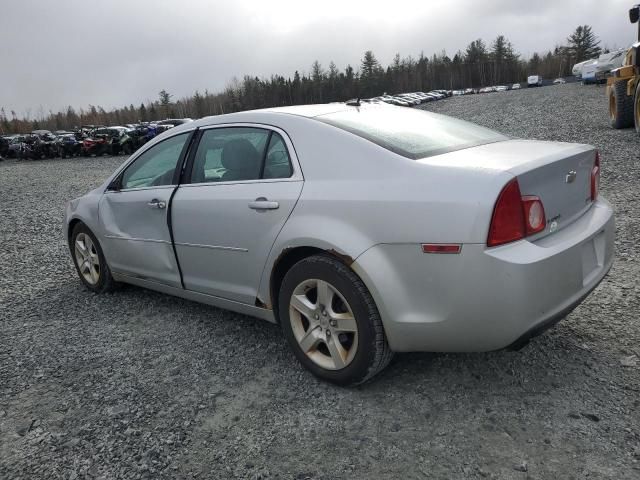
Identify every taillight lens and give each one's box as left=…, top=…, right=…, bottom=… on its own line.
left=487, top=179, right=547, bottom=247
left=591, top=151, right=600, bottom=201
left=487, top=178, right=525, bottom=247
left=522, top=196, right=546, bottom=235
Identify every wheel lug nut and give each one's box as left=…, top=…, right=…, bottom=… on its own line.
left=326, top=330, right=331, bottom=337
left=330, top=319, right=337, bottom=327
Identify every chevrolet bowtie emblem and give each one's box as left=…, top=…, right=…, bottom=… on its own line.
left=565, top=170, right=577, bottom=183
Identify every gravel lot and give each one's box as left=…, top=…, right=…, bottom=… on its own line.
left=1, top=83, right=639, bottom=479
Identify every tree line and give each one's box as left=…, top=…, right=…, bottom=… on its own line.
left=0, top=25, right=602, bottom=134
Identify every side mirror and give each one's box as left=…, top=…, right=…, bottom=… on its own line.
left=630, top=6, right=639, bottom=24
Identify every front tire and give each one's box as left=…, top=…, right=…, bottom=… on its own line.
left=278, top=254, right=393, bottom=386
left=610, top=80, right=634, bottom=129
left=70, top=223, right=116, bottom=293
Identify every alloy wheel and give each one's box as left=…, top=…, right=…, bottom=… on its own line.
left=288, top=278, right=358, bottom=370
left=74, top=233, right=100, bottom=285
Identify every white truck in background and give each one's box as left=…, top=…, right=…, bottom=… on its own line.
left=527, top=75, right=543, bottom=87
left=581, top=62, right=599, bottom=84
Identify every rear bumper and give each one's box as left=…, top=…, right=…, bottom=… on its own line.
left=352, top=198, right=615, bottom=352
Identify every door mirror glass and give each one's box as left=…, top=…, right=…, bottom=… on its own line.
left=631, top=6, right=639, bottom=23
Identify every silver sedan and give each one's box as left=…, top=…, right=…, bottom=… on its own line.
left=65, top=104, right=615, bottom=385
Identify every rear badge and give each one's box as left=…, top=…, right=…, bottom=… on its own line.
left=565, top=170, right=577, bottom=183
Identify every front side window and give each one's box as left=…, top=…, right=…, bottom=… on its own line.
left=189, top=127, right=293, bottom=184
left=121, top=132, right=189, bottom=189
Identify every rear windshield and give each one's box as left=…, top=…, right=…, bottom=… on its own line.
left=316, top=107, right=507, bottom=160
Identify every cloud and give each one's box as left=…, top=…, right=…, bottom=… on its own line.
left=0, top=0, right=631, bottom=115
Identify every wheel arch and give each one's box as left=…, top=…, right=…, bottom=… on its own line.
left=67, top=218, right=84, bottom=246
left=266, top=245, right=361, bottom=324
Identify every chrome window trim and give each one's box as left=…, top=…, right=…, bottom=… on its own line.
left=104, top=184, right=176, bottom=194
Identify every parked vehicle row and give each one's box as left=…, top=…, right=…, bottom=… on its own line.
left=358, top=90, right=452, bottom=106
left=1, top=119, right=193, bottom=160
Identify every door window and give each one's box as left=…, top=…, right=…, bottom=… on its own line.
left=121, top=133, right=190, bottom=189
left=189, top=127, right=292, bottom=183
left=263, top=133, right=293, bottom=179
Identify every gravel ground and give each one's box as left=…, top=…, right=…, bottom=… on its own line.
left=1, top=83, right=639, bottom=479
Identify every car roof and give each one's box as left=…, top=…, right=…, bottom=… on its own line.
left=262, top=104, right=355, bottom=118
left=162, top=103, right=418, bottom=138
left=184, top=104, right=357, bottom=130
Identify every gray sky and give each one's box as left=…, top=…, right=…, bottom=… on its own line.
left=0, top=0, right=632, bottom=116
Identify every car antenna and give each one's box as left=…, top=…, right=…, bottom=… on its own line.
left=346, top=97, right=361, bottom=106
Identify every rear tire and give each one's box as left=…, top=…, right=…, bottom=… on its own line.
left=610, top=80, right=634, bottom=129
left=278, top=254, right=393, bottom=386
left=70, top=223, right=117, bottom=293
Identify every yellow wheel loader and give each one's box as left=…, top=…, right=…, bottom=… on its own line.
left=607, top=4, right=640, bottom=132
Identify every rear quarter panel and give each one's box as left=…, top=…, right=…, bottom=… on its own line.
left=255, top=114, right=512, bottom=305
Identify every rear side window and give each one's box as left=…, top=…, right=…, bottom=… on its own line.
left=189, top=127, right=293, bottom=183
left=263, top=133, right=293, bottom=179
left=316, top=107, right=507, bottom=160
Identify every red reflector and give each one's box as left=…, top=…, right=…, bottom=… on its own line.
left=421, top=244, right=462, bottom=254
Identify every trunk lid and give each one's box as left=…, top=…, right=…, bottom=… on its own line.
left=417, top=139, right=597, bottom=237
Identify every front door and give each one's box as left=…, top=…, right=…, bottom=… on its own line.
left=171, top=126, right=303, bottom=304
left=99, top=132, right=192, bottom=288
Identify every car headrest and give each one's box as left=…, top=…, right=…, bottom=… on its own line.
left=221, top=139, right=261, bottom=171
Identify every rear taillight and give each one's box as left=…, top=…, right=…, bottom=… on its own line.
left=487, top=178, right=525, bottom=247
left=591, top=151, right=600, bottom=201
left=522, top=196, right=546, bottom=236
left=487, top=178, right=547, bottom=247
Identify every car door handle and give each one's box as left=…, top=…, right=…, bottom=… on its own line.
left=147, top=199, right=167, bottom=209
left=248, top=198, right=279, bottom=210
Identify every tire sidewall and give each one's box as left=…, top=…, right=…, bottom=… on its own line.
left=611, top=80, right=634, bottom=129
left=635, top=81, right=640, bottom=134
left=70, top=223, right=111, bottom=293
left=278, top=255, right=380, bottom=385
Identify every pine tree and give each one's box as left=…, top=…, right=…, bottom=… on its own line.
left=360, top=50, right=382, bottom=97
left=139, top=103, right=147, bottom=122
left=465, top=39, right=489, bottom=86
left=565, top=25, right=601, bottom=63
left=158, top=90, right=173, bottom=119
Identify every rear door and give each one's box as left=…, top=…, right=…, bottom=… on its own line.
left=171, top=125, right=303, bottom=304
left=98, top=131, right=193, bottom=287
